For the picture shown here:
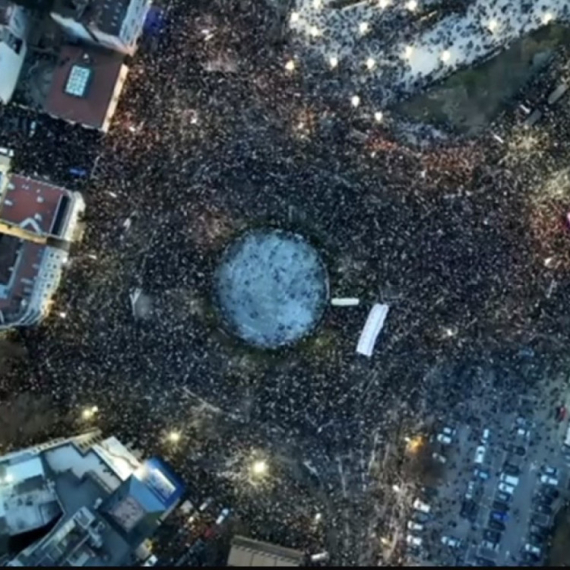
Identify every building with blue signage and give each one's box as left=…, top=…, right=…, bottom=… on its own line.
left=0, top=431, right=184, bottom=567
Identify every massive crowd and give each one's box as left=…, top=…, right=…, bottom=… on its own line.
left=1, top=0, right=570, bottom=564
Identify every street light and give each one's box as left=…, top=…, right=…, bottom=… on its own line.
left=359, top=21, right=370, bottom=35
left=81, top=406, right=98, bottom=421
left=329, top=55, right=339, bottom=69
left=405, top=0, right=418, bottom=11
left=351, top=95, right=361, bottom=108
left=374, top=111, right=383, bottom=123
left=366, top=57, right=376, bottom=70
left=251, top=460, right=268, bottom=476
left=168, top=431, right=181, bottom=444
left=285, top=59, right=296, bottom=72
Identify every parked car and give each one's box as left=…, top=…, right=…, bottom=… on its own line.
left=529, top=532, right=546, bottom=546
left=406, top=535, right=422, bottom=546
left=412, top=511, right=431, bottom=524
left=413, top=499, right=430, bottom=513
left=500, top=473, right=519, bottom=486
left=474, top=467, right=490, bottom=480
left=491, top=511, right=508, bottom=523
left=483, top=529, right=502, bottom=543
left=432, top=452, right=447, bottom=464
left=496, top=491, right=512, bottom=503
left=441, top=536, right=461, bottom=548
left=488, top=519, right=506, bottom=532
left=541, top=486, right=559, bottom=500
left=503, top=463, right=520, bottom=476
left=481, top=540, right=500, bottom=552
left=498, top=482, right=516, bottom=495
left=475, top=557, right=496, bottom=567
left=524, top=544, right=541, bottom=556
left=465, top=480, right=476, bottom=500
left=540, top=475, right=558, bottom=486
left=460, top=500, right=478, bottom=522
left=481, top=428, right=490, bottom=443
left=534, top=503, right=552, bottom=516
left=544, top=466, right=558, bottom=476
left=492, top=501, right=509, bottom=513
left=474, top=446, right=486, bottom=464
left=437, top=433, right=452, bottom=445
left=407, top=521, right=423, bottom=532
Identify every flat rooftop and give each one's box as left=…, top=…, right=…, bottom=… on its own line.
left=44, top=44, right=126, bottom=131
left=227, top=536, right=305, bottom=567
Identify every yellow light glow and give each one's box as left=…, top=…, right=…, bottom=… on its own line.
left=406, top=435, right=424, bottom=454
left=374, top=111, right=383, bottom=122
left=59, top=311, right=67, bottom=318
left=81, top=408, right=94, bottom=420
left=285, top=59, right=296, bottom=72
left=168, top=431, right=181, bottom=443
left=252, top=460, right=268, bottom=475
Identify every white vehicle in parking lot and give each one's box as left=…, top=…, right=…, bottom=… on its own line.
left=498, top=482, right=515, bottom=495
left=432, top=452, right=447, bottom=464
left=413, top=499, right=431, bottom=513
left=500, top=473, right=519, bottom=486
left=524, top=544, right=541, bottom=555
left=441, top=536, right=461, bottom=548
left=406, top=535, right=422, bottom=546
left=482, top=540, right=500, bottom=552
left=437, top=433, right=452, bottom=445
left=540, top=474, right=558, bottom=486
left=474, top=446, right=486, bottom=464
left=544, top=466, right=558, bottom=476
left=407, top=521, right=424, bottom=531
left=481, top=429, right=490, bottom=443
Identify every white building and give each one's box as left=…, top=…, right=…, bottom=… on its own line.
left=0, top=1, right=31, bottom=104
left=51, top=0, right=151, bottom=56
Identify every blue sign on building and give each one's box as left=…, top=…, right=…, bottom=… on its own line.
left=135, top=457, right=185, bottom=510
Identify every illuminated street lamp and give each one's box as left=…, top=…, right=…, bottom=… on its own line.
left=285, top=59, right=296, bottom=72
left=543, top=13, right=553, bottom=25
left=405, top=0, right=418, bottom=12
left=359, top=21, right=370, bottom=35
left=313, top=0, right=322, bottom=8
left=290, top=11, right=300, bottom=24
left=81, top=405, right=98, bottom=421
left=378, top=0, right=390, bottom=8
left=374, top=111, right=383, bottom=123
left=488, top=19, right=498, bottom=32
left=329, top=55, right=339, bottom=69
left=404, top=45, right=413, bottom=59
left=441, top=50, right=451, bottom=63
left=251, top=460, right=268, bottom=476
left=59, top=311, right=67, bottom=318
left=351, top=95, right=361, bottom=108
left=167, top=431, right=181, bottom=444
left=366, top=57, right=376, bottom=70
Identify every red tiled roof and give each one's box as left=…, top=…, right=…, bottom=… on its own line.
left=0, top=175, right=72, bottom=320
left=1, top=174, right=70, bottom=235
left=44, top=44, right=127, bottom=130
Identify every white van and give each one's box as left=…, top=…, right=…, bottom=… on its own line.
left=413, top=499, right=431, bottom=513
left=474, top=446, right=486, bottom=464
left=500, top=473, right=519, bottom=486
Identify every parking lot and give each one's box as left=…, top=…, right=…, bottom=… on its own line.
left=404, top=391, right=570, bottom=567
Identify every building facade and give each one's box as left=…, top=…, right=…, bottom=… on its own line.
left=0, top=1, right=30, bottom=104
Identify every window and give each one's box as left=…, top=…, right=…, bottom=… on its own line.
left=65, top=65, right=92, bottom=98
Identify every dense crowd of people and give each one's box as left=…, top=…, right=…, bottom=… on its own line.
left=1, top=0, right=570, bottom=565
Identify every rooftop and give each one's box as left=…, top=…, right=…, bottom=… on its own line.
left=52, top=0, right=131, bottom=35
left=2, top=434, right=184, bottom=567
left=227, top=536, right=305, bottom=567
left=44, top=44, right=127, bottom=131
left=0, top=172, right=79, bottom=324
